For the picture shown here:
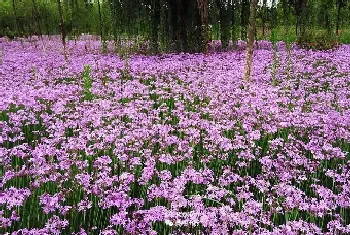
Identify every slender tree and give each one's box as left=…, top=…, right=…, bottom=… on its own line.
left=290, top=0, right=308, bottom=37
left=71, top=0, right=75, bottom=42
left=197, top=0, right=209, bottom=54
left=32, top=0, right=42, bottom=38
left=43, top=1, right=51, bottom=37
left=57, top=0, right=66, bottom=56
left=97, top=0, right=104, bottom=50
left=244, top=0, right=258, bottom=82
left=151, top=0, right=161, bottom=53
left=271, top=0, right=278, bottom=30
left=241, top=0, right=249, bottom=39
left=282, top=0, right=290, bottom=38
left=262, top=0, right=267, bottom=37
left=216, top=0, right=232, bottom=50
left=159, top=0, right=170, bottom=52
left=231, top=0, right=237, bottom=47
left=12, top=0, right=20, bottom=37
left=336, top=0, right=347, bottom=36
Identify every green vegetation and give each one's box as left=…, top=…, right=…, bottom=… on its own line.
left=1, top=0, right=350, bottom=52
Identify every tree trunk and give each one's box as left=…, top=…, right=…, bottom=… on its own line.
left=43, top=2, right=51, bottom=38
left=12, top=0, right=20, bottom=37
left=159, top=0, right=170, bottom=52
left=151, top=0, right=161, bottom=53
left=241, top=0, right=249, bottom=39
left=232, top=0, right=237, bottom=48
left=271, top=0, right=277, bottom=30
left=299, top=0, right=308, bottom=40
left=97, top=0, right=103, bottom=46
left=71, top=0, right=75, bottom=43
left=32, top=0, right=42, bottom=39
left=170, top=0, right=183, bottom=51
left=336, top=1, right=342, bottom=36
left=197, top=0, right=209, bottom=54
left=243, top=0, right=258, bottom=83
left=282, top=0, right=289, bottom=38
left=262, top=0, right=267, bottom=37
left=217, top=0, right=232, bottom=51
left=57, top=0, right=66, bottom=57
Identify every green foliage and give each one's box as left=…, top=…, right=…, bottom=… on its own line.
left=0, top=0, right=113, bottom=38
left=82, top=65, right=93, bottom=101
left=0, top=0, right=349, bottom=52
left=339, top=28, right=350, bottom=43
left=297, top=30, right=339, bottom=50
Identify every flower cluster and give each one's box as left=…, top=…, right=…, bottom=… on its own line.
left=1, top=37, right=349, bottom=234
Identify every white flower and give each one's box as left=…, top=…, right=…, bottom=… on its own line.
left=165, top=219, right=173, bottom=226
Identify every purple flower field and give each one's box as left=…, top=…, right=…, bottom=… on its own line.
left=1, top=38, right=350, bottom=235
